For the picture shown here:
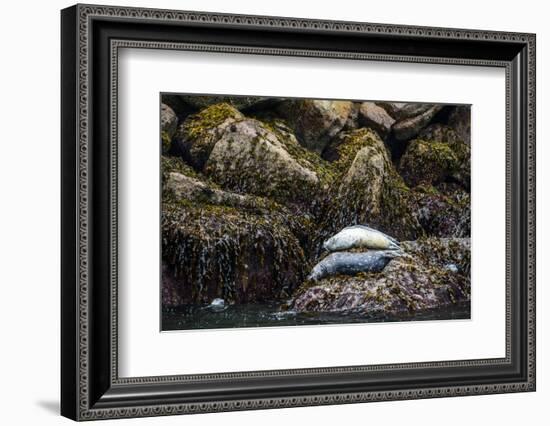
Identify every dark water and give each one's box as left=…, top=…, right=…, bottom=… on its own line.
left=162, top=302, right=471, bottom=331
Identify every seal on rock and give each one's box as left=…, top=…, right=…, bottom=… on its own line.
left=307, top=250, right=402, bottom=281
left=322, top=225, right=400, bottom=252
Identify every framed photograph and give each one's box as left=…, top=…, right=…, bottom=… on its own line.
left=61, top=4, right=536, bottom=421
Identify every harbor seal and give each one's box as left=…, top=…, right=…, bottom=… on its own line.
left=323, top=225, right=400, bottom=252
left=307, top=250, right=402, bottom=281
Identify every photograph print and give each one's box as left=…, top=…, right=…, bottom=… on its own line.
left=160, top=94, right=471, bottom=331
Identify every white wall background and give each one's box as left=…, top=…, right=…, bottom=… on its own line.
left=0, top=0, right=546, bottom=424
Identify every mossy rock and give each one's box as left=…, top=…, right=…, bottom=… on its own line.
left=289, top=237, right=470, bottom=314
left=172, top=103, right=244, bottom=170
left=204, top=117, right=328, bottom=207
left=162, top=203, right=308, bottom=306
left=399, top=125, right=470, bottom=189
left=319, top=128, right=423, bottom=242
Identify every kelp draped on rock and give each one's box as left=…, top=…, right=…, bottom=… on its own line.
left=162, top=159, right=310, bottom=307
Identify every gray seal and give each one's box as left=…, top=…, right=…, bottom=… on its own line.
left=307, top=250, right=402, bottom=281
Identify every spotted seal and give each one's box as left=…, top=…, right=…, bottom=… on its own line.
left=307, top=250, right=402, bottom=281
left=323, top=225, right=400, bottom=252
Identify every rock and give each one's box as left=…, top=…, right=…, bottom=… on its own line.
left=411, top=186, right=470, bottom=238
left=398, top=128, right=470, bottom=189
left=204, top=118, right=327, bottom=206
left=162, top=94, right=195, bottom=118
left=321, top=128, right=423, bottom=242
left=172, top=103, right=245, bottom=170
left=161, top=103, right=178, bottom=137
left=277, top=99, right=353, bottom=153
left=392, top=103, right=434, bottom=121
left=375, top=102, right=407, bottom=118
left=160, top=103, right=178, bottom=154
left=448, top=106, right=471, bottom=145
left=164, top=171, right=268, bottom=211
left=392, top=105, right=443, bottom=141
left=161, top=163, right=309, bottom=307
left=358, top=102, right=396, bottom=139
left=289, top=238, right=470, bottom=314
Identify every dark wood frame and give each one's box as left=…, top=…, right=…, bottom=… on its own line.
left=61, top=3, right=536, bottom=421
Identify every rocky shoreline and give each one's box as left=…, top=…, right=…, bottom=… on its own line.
left=161, top=95, right=471, bottom=320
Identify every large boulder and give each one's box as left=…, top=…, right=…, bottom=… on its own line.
left=276, top=99, right=353, bottom=153
left=392, top=105, right=443, bottom=141
left=289, top=238, right=470, bottom=315
left=161, top=162, right=309, bottom=307
left=358, top=102, right=395, bottom=139
left=374, top=102, right=407, bottom=118
left=321, top=129, right=423, bottom=242
left=204, top=117, right=329, bottom=207
left=172, top=103, right=245, bottom=170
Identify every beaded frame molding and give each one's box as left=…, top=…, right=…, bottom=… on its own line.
left=61, top=3, right=536, bottom=421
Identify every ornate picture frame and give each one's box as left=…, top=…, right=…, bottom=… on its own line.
left=61, top=4, right=535, bottom=421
